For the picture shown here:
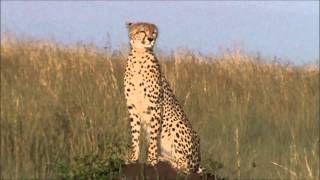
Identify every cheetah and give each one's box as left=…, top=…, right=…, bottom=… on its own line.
left=124, top=22, right=203, bottom=174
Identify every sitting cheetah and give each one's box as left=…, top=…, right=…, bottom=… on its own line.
left=124, top=22, right=203, bottom=174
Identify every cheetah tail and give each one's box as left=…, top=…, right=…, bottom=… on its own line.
left=197, top=166, right=206, bottom=174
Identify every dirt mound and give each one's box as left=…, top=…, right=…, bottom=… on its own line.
left=121, top=161, right=224, bottom=180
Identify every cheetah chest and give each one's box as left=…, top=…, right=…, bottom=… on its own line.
left=125, top=56, right=160, bottom=124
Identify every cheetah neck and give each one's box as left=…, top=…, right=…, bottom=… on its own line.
left=127, top=47, right=159, bottom=75
left=129, top=48, right=157, bottom=63
left=131, top=46, right=154, bottom=54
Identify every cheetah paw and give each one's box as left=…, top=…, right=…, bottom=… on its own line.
left=147, top=159, right=158, bottom=166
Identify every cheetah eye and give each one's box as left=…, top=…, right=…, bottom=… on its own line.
left=152, top=33, right=157, bottom=37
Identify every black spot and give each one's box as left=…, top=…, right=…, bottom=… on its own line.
left=176, top=133, right=180, bottom=138
left=131, top=129, right=138, bottom=133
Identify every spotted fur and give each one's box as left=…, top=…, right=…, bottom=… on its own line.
left=124, top=22, right=203, bottom=174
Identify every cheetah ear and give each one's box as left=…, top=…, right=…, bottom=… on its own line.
left=126, top=22, right=133, bottom=28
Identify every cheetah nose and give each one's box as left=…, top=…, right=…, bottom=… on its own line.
left=147, top=37, right=154, bottom=41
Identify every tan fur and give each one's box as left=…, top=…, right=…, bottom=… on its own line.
left=124, top=22, right=204, bottom=174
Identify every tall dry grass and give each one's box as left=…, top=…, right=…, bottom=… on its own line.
left=1, top=35, right=319, bottom=179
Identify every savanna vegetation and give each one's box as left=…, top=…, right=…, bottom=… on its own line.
left=1, top=35, right=319, bottom=179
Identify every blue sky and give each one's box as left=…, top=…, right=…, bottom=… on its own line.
left=1, top=1, right=319, bottom=64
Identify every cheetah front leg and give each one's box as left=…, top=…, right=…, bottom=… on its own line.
left=146, top=105, right=161, bottom=166
left=127, top=107, right=141, bottom=163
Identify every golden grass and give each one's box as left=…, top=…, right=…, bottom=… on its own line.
left=1, top=35, right=319, bottom=179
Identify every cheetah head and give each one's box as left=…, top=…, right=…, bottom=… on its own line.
left=126, top=22, right=158, bottom=50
